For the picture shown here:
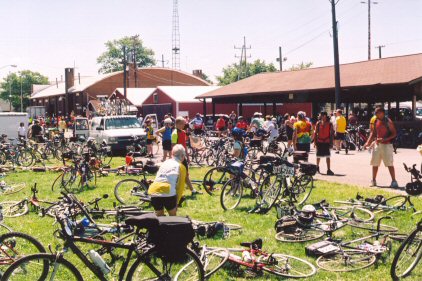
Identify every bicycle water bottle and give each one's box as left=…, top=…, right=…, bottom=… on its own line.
left=88, top=250, right=111, bottom=275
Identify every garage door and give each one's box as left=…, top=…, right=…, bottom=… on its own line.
left=142, top=103, right=172, bottom=121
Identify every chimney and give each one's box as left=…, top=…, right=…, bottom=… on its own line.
left=192, top=69, right=203, bottom=78
left=65, top=68, right=75, bottom=93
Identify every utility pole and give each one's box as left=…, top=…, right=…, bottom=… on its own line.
left=123, top=46, right=127, bottom=100
left=8, top=71, right=12, bottom=112
left=20, top=72, right=23, bottom=112
left=276, top=46, right=287, bottom=71
left=375, top=45, right=385, bottom=59
left=132, top=34, right=139, bottom=87
left=361, top=1, right=378, bottom=60
left=172, top=0, right=181, bottom=69
left=330, top=0, right=342, bottom=108
left=234, top=36, right=251, bottom=81
left=158, top=54, right=168, bottom=68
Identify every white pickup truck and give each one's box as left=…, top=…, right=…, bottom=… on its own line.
left=72, top=114, right=158, bottom=152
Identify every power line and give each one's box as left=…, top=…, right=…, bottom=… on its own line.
left=234, top=36, right=251, bottom=81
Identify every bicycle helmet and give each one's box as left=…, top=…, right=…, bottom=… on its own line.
left=78, top=135, right=86, bottom=143
left=301, top=205, right=316, bottom=213
left=232, top=127, right=244, bottom=137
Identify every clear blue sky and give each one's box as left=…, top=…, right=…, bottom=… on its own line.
left=0, top=0, right=421, bottom=83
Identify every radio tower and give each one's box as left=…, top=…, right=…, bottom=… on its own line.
left=172, top=0, right=180, bottom=69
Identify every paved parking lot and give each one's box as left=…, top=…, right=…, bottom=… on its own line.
left=307, top=147, right=419, bottom=192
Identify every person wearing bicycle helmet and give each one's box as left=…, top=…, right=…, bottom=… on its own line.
left=232, top=127, right=247, bottom=160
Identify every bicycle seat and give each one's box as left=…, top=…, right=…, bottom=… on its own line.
left=125, top=213, right=159, bottom=229
left=240, top=238, right=263, bottom=250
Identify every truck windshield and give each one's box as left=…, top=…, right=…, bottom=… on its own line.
left=75, top=119, right=88, bottom=130
left=105, top=117, right=141, bottom=130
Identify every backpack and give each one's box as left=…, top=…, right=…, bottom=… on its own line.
left=315, top=121, right=333, bottom=144
left=374, top=117, right=395, bottom=142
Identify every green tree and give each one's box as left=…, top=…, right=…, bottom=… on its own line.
left=97, top=36, right=155, bottom=74
left=216, top=59, right=277, bottom=86
left=287, top=61, right=313, bottom=71
left=0, top=70, right=49, bottom=111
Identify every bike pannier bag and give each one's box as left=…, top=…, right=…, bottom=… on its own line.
left=249, top=139, right=262, bottom=147
left=299, top=162, right=318, bottom=176
left=148, top=216, right=195, bottom=260
left=305, top=240, right=340, bottom=257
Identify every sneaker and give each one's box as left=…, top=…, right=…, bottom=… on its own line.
left=335, top=151, right=340, bottom=154
left=390, top=180, right=399, bottom=188
left=327, top=169, right=334, bottom=176
left=370, top=180, right=377, bottom=187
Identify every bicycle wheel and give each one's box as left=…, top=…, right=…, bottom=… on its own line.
left=258, top=175, right=281, bottom=210
left=316, top=250, right=376, bottom=272
left=391, top=228, right=422, bottom=280
left=127, top=247, right=204, bottom=281
left=220, top=178, right=243, bottom=210
left=199, top=247, right=229, bottom=278
left=275, top=227, right=325, bottom=243
left=381, top=195, right=408, bottom=211
left=17, top=150, right=34, bottom=167
left=99, top=150, right=113, bottom=166
left=347, top=221, right=398, bottom=233
left=78, top=168, right=97, bottom=189
left=260, top=253, right=317, bottom=278
left=2, top=182, right=26, bottom=195
left=290, top=176, right=314, bottom=205
left=0, top=232, right=47, bottom=273
left=51, top=171, right=65, bottom=191
left=202, top=167, right=230, bottom=195
left=114, top=178, right=148, bottom=205
left=0, top=201, right=29, bottom=217
left=326, top=206, right=374, bottom=222
left=1, top=253, right=83, bottom=281
left=61, top=169, right=79, bottom=192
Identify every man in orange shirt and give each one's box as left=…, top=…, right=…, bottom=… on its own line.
left=215, top=116, right=226, bottom=138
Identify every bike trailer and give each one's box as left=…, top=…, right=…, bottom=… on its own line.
left=305, top=240, right=340, bottom=257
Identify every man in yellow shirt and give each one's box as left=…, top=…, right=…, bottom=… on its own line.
left=334, top=109, right=347, bottom=154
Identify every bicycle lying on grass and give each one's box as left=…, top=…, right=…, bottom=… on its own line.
left=2, top=193, right=205, bottom=281
left=216, top=238, right=317, bottom=278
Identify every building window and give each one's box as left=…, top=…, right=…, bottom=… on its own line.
left=153, top=93, right=158, bottom=104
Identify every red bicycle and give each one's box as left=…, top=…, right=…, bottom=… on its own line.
left=218, top=239, right=316, bottom=278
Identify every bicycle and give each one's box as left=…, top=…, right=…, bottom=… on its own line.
left=1, top=193, right=205, bottom=281
left=192, top=219, right=242, bottom=239
left=216, top=238, right=316, bottom=278
left=0, top=138, right=34, bottom=167
left=390, top=217, right=422, bottom=280
left=0, top=184, right=60, bottom=218
left=315, top=216, right=394, bottom=272
left=335, top=192, right=417, bottom=215
left=0, top=181, right=26, bottom=196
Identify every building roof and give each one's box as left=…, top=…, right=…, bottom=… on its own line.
left=113, top=88, right=156, bottom=106
left=31, top=67, right=210, bottom=100
left=156, top=86, right=220, bottom=103
left=198, top=53, right=422, bottom=99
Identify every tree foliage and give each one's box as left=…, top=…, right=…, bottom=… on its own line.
left=216, top=59, right=277, bottom=86
left=0, top=70, right=49, bottom=111
left=97, top=36, right=155, bottom=74
left=287, top=62, right=313, bottom=71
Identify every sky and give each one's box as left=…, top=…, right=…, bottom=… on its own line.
left=0, top=0, right=421, bottom=84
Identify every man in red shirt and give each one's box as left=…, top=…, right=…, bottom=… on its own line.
left=215, top=116, right=226, bottom=137
left=364, top=106, right=398, bottom=188
left=313, top=112, right=334, bottom=175
left=236, top=116, right=248, bottom=131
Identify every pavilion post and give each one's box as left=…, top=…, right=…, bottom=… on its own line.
left=272, top=102, right=276, bottom=116
left=202, top=99, right=206, bottom=118
left=239, top=103, right=243, bottom=116
left=263, top=103, right=267, bottom=116
left=212, top=101, right=215, bottom=119
left=345, top=103, right=349, bottom=121
left=396, top=101, right=400, bottom=121
left=412, top=93, right=417, bottom=120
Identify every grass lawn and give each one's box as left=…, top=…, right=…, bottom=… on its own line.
left=1, top=157, right=421, bottom=280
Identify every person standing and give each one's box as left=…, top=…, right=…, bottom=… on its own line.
left=18, top=122, right=26, bottom=140
left=236, top=116, right=248, bottom=131
left=292, top=112, right=312, bottom=158
left=171, top=116, right=199, bottom=194
left=156, top=118, right=173, bottom=162
left=145, top=119, right=155, bottom=158
left=192, top=113, right=204, bottom=135
left=215, top=115, right=226, bottom=137
left=364, top=106, right=398, bottom=188
left=28, top=120, right=43, bottom=142
left=334, top=109, right=347, bottom=154
left=313, top=112, right=334, bottom=175
left=284, top=113, right=294, bottom=148
left=147, top=145, right=187, bottom=216
left=267, top=118, right=279, bottom=143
